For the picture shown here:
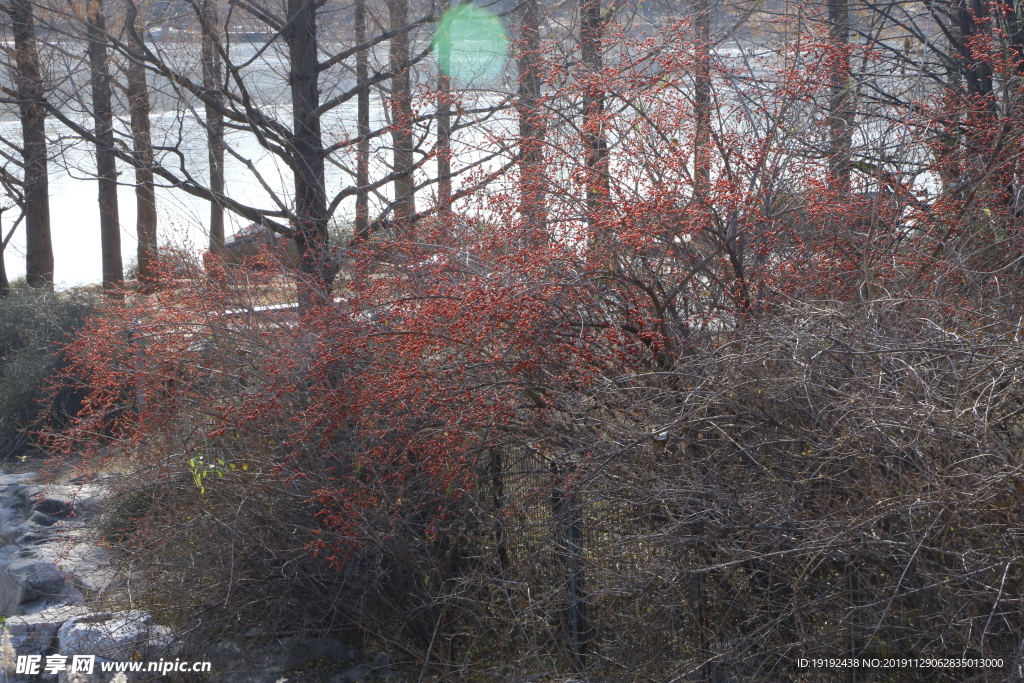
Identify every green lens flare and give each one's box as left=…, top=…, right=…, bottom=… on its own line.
left=432, top=4, right=509, bottom=86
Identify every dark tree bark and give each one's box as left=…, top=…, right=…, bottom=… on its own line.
left=285, top=0, right=330, bottom=303
left=354, top=0, right=370, bottom=238
left=827, top=0, right=852, bottom=193
left=388, top=0, right=416, bottom=224
left=580, top=0, right=608, bottom=232
left=127, top=17, right=157, bottom=282
left=86, top=0, right=123, bottom=288
left=199, top=0, right=225, bottom=254
left=436, top=6, right=452, bottom=217
left=518, top=0, right=546, bottom=241
left=954, top=0, right=995, bottom=100
left=10, top=0, right=52, bottom=287
left=0, top=212, right=10, bottom=297
left=693, top=0, right=711, bottom=197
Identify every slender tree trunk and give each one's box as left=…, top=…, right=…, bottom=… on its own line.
left=354, top=0, right=370, bottom=238
left=436, top=3, right=452, bottom=217
left=200, top=0, right=225, bottom=253
left=580, top=0, right=608, bottom=234
left=693, top=0, right=711, bottom=198
left=127, top=19, right=157, bottom=282
left=518, top=0, right=546, bottom=242
left=389, top=0, right=416, bottom=225
left=827, top=0, right=852, bottom=193
left=955, top=0, right=994, bottom=101
left=0, top=213, right=18, bottom=297
left=86, top=0, right=123, bottom=288
left=286, top=0, right=330, bottom=304
left=0, top=213, right=8, bottom=297
left=11, top=0, right=52, bottom=287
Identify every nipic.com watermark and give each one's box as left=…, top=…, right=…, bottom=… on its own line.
left=16, top=654, right=212, bottom=676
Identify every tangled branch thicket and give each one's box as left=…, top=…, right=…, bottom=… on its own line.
left=571, top=302, right=1024, bottom=679
left=37, top=10, right=1024, bottom=671
left=46, top=237, right=1024, bottom=680
left=0, top=286, right=94, bottom=458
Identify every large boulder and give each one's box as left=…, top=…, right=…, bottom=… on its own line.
left=0, top=557, right=67, bottom=616
left=4, top=605, right=90, bottom=657
left=58, top=611, right=167, bottom=661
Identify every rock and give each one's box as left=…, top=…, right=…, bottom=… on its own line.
left=0, top=473, right=37, bottom=487
left=15, top=530, right=52, bottom=546
left=27, top=511, right=58, bottom=527
left=0, top=476, right=172, bottom=683
left=17, top=486, right=43, bottom=508
left=207, top=637, right=357, bottom=683
left=58, top=610, right=162, bottom=661
left=209, top=639, right=245, bottom=667
left=34, top=484, right=108, bottom=523
left=4, top=605, right=90, bottom=656
left=146, top=624, right=176, bottom=657
left=0, top=483, right=30, bottom=545
left=0, top=558, right=67, bottom=615
left=269, top=637, right=351, bottom=669
left=30, top=498, right=71, bottom=520
left=23, top=532, right=114, bottom=596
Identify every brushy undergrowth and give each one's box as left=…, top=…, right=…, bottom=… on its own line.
left=0, top=285, right=96, bottom=460
left=43, top=239, right=1024, bottom=680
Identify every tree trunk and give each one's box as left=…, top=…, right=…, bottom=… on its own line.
left=518, top=0, right=546, bottom=242
left=955, top=0, right=994, bottom=101
left=436, top=6, right=452, bottom=217
left=827, top=0, right=852, bottom=193
left=11, top=0, right=52, bottom=287
left=200, top=0, right=225, bottom=254
left=354, top=0, right=370, bottom=239
left=580, top=0, right=607, bottom=234
left=388, top=0, right=416, bottom=225
left=693, top=0, right=711, bottom=198
left=0, top=214, right=8, bottom=297
left=127, top=18, right=157, bottom=282
left=87, top=0, right=123, bottom=288
left=286, top=0, right=330, bottom=304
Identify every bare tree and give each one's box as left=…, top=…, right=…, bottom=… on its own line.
left=0, top=209, right=20, bottom=296
left=84, top=0, right=123, bottom=288
left=388, top=0, right=416, bottom=226
left=517, top=0, right=546, bottom=240
left=580, top=0, right=608, bottom=232
left=827, top=0, right=852, bottom=192
left=125, top=9, right=157, bottom=282
left=198, top=0, right=225, bottom=255
left=692, top=0, right=711, bottom=197
left=435, top=0, right=451, bottom=216
left=353, top=0, right=369, bottom=238
left=6, top=0, right=51, bottom=287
